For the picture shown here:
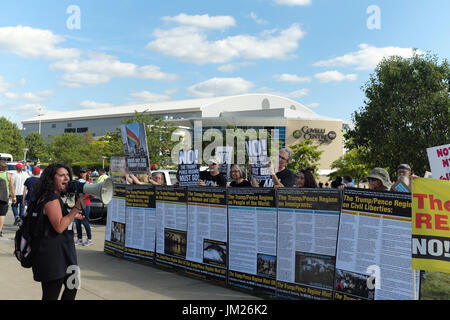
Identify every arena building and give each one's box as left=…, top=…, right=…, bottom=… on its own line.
left=21, top=94, right=345, bottom=178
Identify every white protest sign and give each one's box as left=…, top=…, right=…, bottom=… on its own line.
left=426, top=143, right=450, bottom=180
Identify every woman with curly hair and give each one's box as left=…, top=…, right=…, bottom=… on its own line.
left=295, top=169, right=317, bottom=188
left=31, top=163, right=84, bottom=300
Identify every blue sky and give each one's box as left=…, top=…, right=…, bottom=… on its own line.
left=0, top=0, right=449, bottom=128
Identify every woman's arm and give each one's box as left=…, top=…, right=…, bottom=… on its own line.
left=44, top=196, right=84, bottom=234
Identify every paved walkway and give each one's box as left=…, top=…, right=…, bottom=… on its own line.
left=0, top=207, right=258, bottom=300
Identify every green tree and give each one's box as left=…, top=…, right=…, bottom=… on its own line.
left=47, top=133, right=85, bottom=166
left=328, top=148, right=370, bottom=186
left=287, top=139, right=323, bottom=174
left=123, top=111, right=177, bottom=167
left=0, top=117, right=26, bottom=160
left=24, top=132, right=48, bottom=160
left=98, top=130, right=124, bottom=158
left=346, top=51, right=449, bottom=177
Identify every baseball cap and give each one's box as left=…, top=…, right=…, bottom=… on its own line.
left=15, top=163, right=22, bottom=169
left=398, top=164, right=411, bottom=171
left=207, top=156, right=221, bottom=165
left=33, top=167, right=41, bottom=175
left=80, top=168, right=88, bottom=173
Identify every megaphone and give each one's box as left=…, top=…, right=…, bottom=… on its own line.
left=67, top=177, right=114, bottom=204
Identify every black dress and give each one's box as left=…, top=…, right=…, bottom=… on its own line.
left=32, top=193, right=77, bottom=283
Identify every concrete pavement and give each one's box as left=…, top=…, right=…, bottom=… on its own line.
left=0, top=206, right=259, bottom=300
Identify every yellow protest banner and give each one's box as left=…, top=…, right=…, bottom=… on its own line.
left=411, top=178, right=450, bottom=273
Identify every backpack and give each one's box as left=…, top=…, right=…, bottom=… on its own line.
left=13, top=200, right=47, bottom=268
left=0, top=176, right=8, bottom=203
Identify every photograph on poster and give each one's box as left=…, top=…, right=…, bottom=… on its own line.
left=164, top=228, right=187, bottom=258
left=295, top=252, right=335, bottom=289
left=111, top=222, right=125, bottom=245
left=334, top=269, right=374, bottom=300
left=257, top=254, right=277, bottom=279
left=203, top=240, right=227, bottom=267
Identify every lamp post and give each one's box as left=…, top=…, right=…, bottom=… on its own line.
left=102, top=156, right=106, bottom=169
left=37, top=105, right=43, bottom=135
left=23, top=148, right=29, bottom=162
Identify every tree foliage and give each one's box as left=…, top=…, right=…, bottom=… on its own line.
left=24, top=132, right=47, bottom=160
left=47, top=133, right=86, bottom=166
left=346, top=51, right=450, bottom=177
left=287, top=139, right=323, bottom=174
left=0, top=117, right=26, bottom=159
left=328, top=148, right=370, bottom=186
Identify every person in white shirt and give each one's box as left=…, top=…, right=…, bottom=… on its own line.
left=12, top=163, right=30, bottom=225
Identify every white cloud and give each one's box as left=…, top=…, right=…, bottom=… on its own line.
left=146, top=23, right=305, bottom=65
left=275, top=73, right=311, bottom=83
left=0, top=25, right=81, bottom=60
left=218, top=62, right=253, bottom=73
left=21, top=89, right=54, bottom=102
left=51, top=52, right=178, bottom=86
left=274, top=0, right=312, bottom=6
left=187, top=77, right=254, bottom=98
left=307, top=102, right=320, bottom=108
left=250, top=12, right=268, bottom=25
left=286, top=88, right=310, bottom=98
left=79, top=100, right=113, bottom=109
left=313, top=44, right=419, bottom=70
left=129, top=90, right=171, bottom=103
left=162, top=14, right=236, bottom=30
left=314, top=70, right=358, bottom=83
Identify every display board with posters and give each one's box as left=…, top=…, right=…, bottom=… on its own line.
left=412, top=178, right=450, bottom=274
left=335, top=189, right=419, bottom=300
left=276, top=188, right=342, bottom=300
left=124, top=185, right=156, bottom=263
left=104, top=184, right=127, bottom=257
left=155, top=186, right=189, bottom=269
left=227, top=188, right=277, bottom=295
left=120, top=123, right=150, bottom=175
left=185, top=187, right=228, bottom=282
left=426, top=143, right=450, bottom=180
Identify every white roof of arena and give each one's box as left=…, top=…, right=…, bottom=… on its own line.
left=22, top=94, right=341, bottom=124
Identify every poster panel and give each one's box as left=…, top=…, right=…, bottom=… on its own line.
left=109, top=156, right=127, bottom=184
left=120, top=123, right=150, bottom=175
left=124, top=185, right=156, bottom=263
left=412, top=178, right=450, bottom=274
left=185, top=187, right=228, bottom=282
left=155, top=186, right=189, bottom=270
left=104, top=184, right=127, bottom=257
left=227, top=188, right=277, bottom=296
left=276, top=188, right=342, bottom=300
left=335, top=189, right=419, bottom=300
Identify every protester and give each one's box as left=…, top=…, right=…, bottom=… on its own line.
left=343, top=175, right=355, bottom=188
left=229, top=164, right=251, bottom=187
left=306, top=167, right=318, bottom=187
left=331, top=176, right=343, bottom=188
left=12, top=163, right=30, bottom=225
left=295, top=169, right=317, bottom=188
left=0, top=160, right=15, bottom=237
left=250, top=148, right=296, bottom=188
left=151, top=172, right=165, bottom=185
left=23, top=167, right=41, bottom=207
left=74, top=168, right=93, bottom=246
left=366, top=168, right=392, bottom=191
left=396, top=163, right=418, bottom=188
left=199, top=156, right=227, bottom=187
left=96, top=168, right=109, bottom=183
left=31, top=163, right=84, bottom=300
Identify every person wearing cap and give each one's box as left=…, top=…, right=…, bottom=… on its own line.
left=199, top=156, right=227, bottom=187
left=366, top=168, right=392, bottom=191
left=75, top=168, right=93, bottom=246
left=11, top=163, right=30, bottom=225
left=0, top=160, right=15, bottom=237
left=23, top=166, right=41, bottom=208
